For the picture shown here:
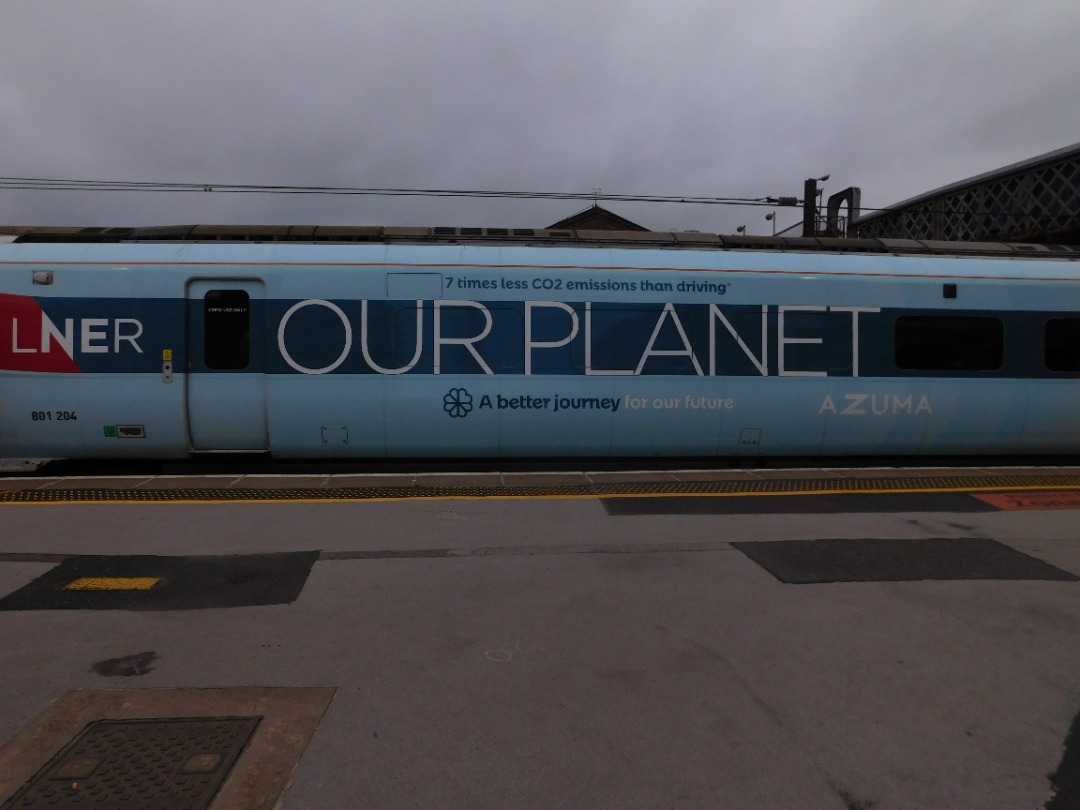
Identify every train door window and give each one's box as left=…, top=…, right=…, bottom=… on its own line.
left=894, top=315, right=1003, bottom=371
left=1046, top=318, right=1080, bottom=372
left=203, top=289, right=250, bottom=369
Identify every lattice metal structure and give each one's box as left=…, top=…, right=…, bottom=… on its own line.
left=856, top=143, right=1080, bottom=244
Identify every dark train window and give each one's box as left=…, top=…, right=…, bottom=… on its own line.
left=204, top=289, right=250, bottom=369
left=1046, top=318, right=1080, bottom=372
left=894, top=315, right=1003, bottom=371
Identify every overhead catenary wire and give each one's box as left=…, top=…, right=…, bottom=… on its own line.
left=0, top=176, right=778, bottom=206
left=0, top=175, right=1047, bottom=221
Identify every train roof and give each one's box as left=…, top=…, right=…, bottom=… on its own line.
left=2, top=224, right=1079, bottom=260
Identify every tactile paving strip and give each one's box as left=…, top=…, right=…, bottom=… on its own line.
left=0, top=716, right=260, bottom=809
left=1, top=473, right=1080, bottom=503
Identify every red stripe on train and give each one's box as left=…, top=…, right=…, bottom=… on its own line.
left=0, top=293, right=81, bottom=373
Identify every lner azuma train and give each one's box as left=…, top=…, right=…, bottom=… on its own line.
left=1, top=224, right=1078, bottom=471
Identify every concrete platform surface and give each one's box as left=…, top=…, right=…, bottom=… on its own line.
left=0, top=474, right=1078, bottom=809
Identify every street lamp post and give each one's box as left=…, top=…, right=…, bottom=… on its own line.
left=802, top=173, right=830, bottom=237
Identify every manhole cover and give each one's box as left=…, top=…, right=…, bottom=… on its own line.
left=1, top=716, right=260, bottom=809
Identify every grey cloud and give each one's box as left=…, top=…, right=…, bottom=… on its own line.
left=2, top=0, right=1078, bottom=234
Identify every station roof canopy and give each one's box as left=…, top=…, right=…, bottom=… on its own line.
left=856, top=142, right=1080, bottom=244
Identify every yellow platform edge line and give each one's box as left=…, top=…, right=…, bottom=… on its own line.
left=4, top=482, right=1080, bottom=505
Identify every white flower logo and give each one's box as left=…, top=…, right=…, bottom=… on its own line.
left=443, top=388, right=473, bottom=418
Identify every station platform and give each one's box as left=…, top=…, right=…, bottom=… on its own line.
left=1, top=464, right=1079, bottom=808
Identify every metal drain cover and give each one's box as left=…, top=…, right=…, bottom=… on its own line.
left=1, top=716, right=260, bottom=809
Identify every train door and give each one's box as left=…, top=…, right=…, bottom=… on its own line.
left=185, top=279, right=269, bottom=451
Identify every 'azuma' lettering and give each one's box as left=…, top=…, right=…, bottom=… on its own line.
left=819, top=393, right=932, bottom=416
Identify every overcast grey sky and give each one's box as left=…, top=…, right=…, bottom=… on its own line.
left=2, top=0, right=1078, bottom=235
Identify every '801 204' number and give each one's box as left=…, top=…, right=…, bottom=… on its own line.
left=32, top=411, right=78, bottom=421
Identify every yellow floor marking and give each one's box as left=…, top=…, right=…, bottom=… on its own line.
left=4, top=481, right=1080, bottom=506
left=219, top=483, right=1080, bottom=505
left=63, top=577, right=161, bottom=591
